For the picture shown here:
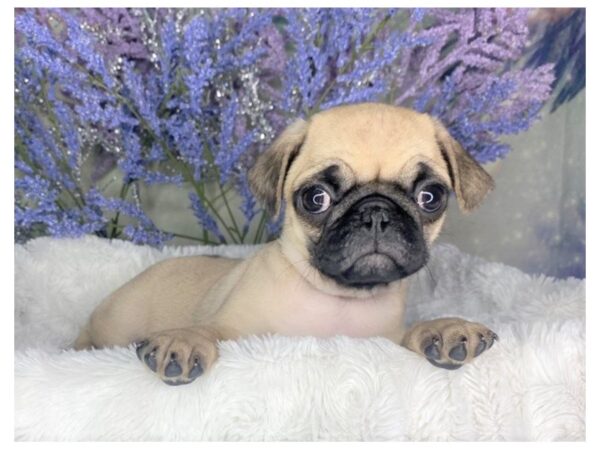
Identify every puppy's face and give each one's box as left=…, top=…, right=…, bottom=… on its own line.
left=251, top=103, right=493, bottom=295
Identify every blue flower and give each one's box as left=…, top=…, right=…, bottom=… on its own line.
left=15, top=8, right=558, bottom=246
left=189, top=192, right=225, bottom=243
left=59, top=10, right=115, bottom=88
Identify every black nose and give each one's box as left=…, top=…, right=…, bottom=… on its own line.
left=358, top=198, right=393, bottom=233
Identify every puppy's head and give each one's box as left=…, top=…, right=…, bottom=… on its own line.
left=250, top=103, right=493, bottom=295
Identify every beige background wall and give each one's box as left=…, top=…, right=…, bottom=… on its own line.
left=441, top=90, right=585, bottom=278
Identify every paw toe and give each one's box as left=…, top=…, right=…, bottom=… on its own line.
left=133, top=328, right=219, bottom=385
left=449, top=340, right=467, bottom=361
left=143, top=348, right=158, bottom=372
left=423, top=336, right=441, bottom=360
left=488, top=331, right=499, bottom=348
left=188, top=358, right=204, bottom=380
left=474, top=334, right=487, bottom=356
left=135, top=340, right=149, bottom=359
left=164, top=354, right=183, bottom=378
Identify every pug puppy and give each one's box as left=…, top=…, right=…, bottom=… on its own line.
left=74, top=103, right=498, bottom=385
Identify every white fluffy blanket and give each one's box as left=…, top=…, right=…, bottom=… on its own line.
left=14, top=236, right=585, bottom=441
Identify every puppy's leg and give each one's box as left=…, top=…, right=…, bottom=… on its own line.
left=134, top=326, right=224, bottom=386
left=401, top=318, right=498, bottom=370
left=73, top=323, right=94, bottom=350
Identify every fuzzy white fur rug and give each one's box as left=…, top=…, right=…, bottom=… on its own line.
left=14, top=236, right=585, bottom=441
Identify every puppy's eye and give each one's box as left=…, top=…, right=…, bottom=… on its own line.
left=301, top=186, right=332, bottom=214
left=416, top=184, right=446, bottom=213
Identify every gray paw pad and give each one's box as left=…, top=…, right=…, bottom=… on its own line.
left=164, top=355, right=183, bottom=378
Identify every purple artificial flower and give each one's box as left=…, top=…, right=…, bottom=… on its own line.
left=15, top=8, right=558, bottom=246
left=213, top=97, right=256, bottom=183
left=122, top=61, right=161, bottom=135
left=165, top=116, right=205, bottom=181
left=86, top=189, right=172, bottom=246
left=64, top=13, right=113, bottom=83
left=392, top=8, right=555, bottom=162
left=189, top=192, right=225, bottom=243
left=77, top=8, right=151, bottom=65
left=159, top=18, right=179, bottom=88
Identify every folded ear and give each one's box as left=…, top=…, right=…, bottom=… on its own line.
left=432, top=118, right=495, bottom=212
left=249, top=119, right=308, bottom=217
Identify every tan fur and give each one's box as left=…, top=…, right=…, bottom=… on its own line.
left=431, top=118, right=495, bottom=211
left=74, top=103, right=496, bottom=383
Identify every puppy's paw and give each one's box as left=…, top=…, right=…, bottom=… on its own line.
left=401, top=317, right=498, bottom=370
left=134, top=327, right=220, bottom=385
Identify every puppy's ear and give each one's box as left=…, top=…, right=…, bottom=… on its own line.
left=432, top=119, right=494, bottom=212
left=249, top=119, right=308, bottom=216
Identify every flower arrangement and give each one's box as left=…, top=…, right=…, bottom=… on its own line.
left=15, top=8, right=557, bottom=246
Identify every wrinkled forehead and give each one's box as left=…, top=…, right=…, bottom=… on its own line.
left=292, top=105, right=450, bottom=185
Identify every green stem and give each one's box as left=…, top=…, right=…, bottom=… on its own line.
left=253, top=210, right=267, bottom=244
left=109, top=224, right=220, bottom=245
left=108, top=180, right=131, bottom=239
left=209, top=164, right=243, bottom=242
left=218, top=180, right=244, bottom=242
left=211, top=183, right=235, bottom=205
left=158, top=138, right=238, bottom=243
left=167, top=231, right=220, bottom=245
left=198, top=132, right=243, bottom=242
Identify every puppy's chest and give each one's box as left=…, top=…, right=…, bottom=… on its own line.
left=269, top=288, right=405, bottom=340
